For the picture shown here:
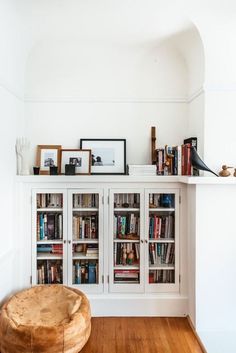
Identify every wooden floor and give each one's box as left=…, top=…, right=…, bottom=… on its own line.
left=81, top=317, right=204, bottom=353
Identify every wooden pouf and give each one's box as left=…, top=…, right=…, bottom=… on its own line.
left=0, top=285, right=91, bottom=353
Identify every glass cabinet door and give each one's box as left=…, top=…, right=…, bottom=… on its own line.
left=32, top=191, right=66, bottom=285
left=145, top=190, right=179, bottom=293
left=68, top=190, right=103, bottom=293
left=109, top=189, right=144, bottom=293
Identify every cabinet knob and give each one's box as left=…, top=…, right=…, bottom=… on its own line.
left=145, top=240, right=148, bottom=244
left=63, top=240, right=66, bottom=244
left=141, top=240, right=144, bottom=243
left=68, top=240, right=71, bottom=244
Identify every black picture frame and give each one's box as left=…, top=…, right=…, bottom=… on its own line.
left=80, top=139, right=126, bottom=175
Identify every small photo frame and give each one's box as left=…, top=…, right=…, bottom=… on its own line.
left=80, top=139, right=126, bottom=175
left=60, top=149, right=91, bottom=175
left=36, top=145, right=61, bottom=175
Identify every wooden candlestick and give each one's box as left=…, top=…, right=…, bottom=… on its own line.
left=151, top=127, right=156, bottom=165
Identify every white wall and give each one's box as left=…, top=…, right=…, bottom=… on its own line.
left=0, top=0, right=26, bottom=301
left=25, top=40, right=189, bottom=167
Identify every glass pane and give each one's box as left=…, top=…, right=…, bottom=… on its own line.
left=72, top=193, right=99, bottom=286
left=113, top=192, right=140, bottom=285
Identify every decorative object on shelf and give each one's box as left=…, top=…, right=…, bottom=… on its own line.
left=160, top=194, right=173, bottom=208
left=50, top=166, right=58, bottom=175
left=234, top=169, right=236, bottom=177
left=151, top=126, right=157, bottom=165
left=127, top=250, right=134, bottom=265
left=165, top=145, right=174, bottom=175
left=36, top=145, right=61, bottom=175
left=190, top=147, right=218, bottom=177
left=33, top=166, right=40, bottom=175
left=122, top=248, right=127, bottom=265
left=128, top=165, right=156, bottom=176
left=219, top=165, right=233, bottom=177
left=65, top=164, right=76, bottom=175
left=61, top=149, right=91, bottom=175
left=80, top=139, right=126, bottom=175
left=16, top=137, right=31, bottom=175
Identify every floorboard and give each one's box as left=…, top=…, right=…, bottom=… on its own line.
left=81, top=317, right=204, bottom=353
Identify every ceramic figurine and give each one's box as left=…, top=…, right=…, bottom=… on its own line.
left=127, top=250, right=134, bottom=265
left=190, top=147, right=218, bottom=177
left=219, top=165, right=232, bottom=177
left=15, top=137, right=30, bottom=175
left=122, top=248, right=127, bottom=265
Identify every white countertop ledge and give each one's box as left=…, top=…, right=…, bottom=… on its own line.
left=15, top=175, right=236, bottom=185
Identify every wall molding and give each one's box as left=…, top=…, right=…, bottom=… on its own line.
left=24, top=88, right=204, bottom=104
left=0, top=79, right=24, bottom=101
left=24, top=96, right=188, bottom=104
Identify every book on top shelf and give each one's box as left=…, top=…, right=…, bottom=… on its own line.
left=155, top=137, right=198, bottom=176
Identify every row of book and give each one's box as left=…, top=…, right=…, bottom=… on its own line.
left=37, top=213, right=63, bottom=240
left=73, top=243, right=98, bottom=257
left=149, top=270, right=175, bottom=283
left=114, top=193, right=140, bottom=208
left=37, top=193, right=63, bottom=209
left=73, top=194, right=99, bottom=208
left=149, top=193, right=175, bottom=208
left=113, top=214, right=140, bottom=238
left=114, top=269, right=139, bottom=283
left=73, top=260, right=98, bottom=284
left=149, top=215, right=174, bottom=239
left=149, top=243, right=175, bottom=265
left=73, top=215, right=98, bottom=239
left=114, top=242, right=140, bottom=266
left=156, top=137, right=198, bottom=176
left=37, top=260, right=63, bottom=284
left=37, top=244, right=63, bottom=255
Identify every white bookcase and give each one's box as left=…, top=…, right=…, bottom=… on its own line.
left=23, top=176, right=186, bottom=316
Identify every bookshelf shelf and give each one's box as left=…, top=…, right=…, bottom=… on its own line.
left=73, top=208, right=99, bottom=212
left=114, top=208, right=140, bottom=212
left=37, top=208, right=63, bottom=212
left=37, top=240, right=63, bottom=244
left=37, top=254, right=63, bottom=260
left=149, top=208, right=175, bottom=212
left=73, top=254, right=98, bottom=260
left=114, top=239, right=140, bottom=243
left=149, top=265, right=175, bottom=270
left=149, top=239, right=175, bottom=243
left=73, top=239, right=99, bottom=244
left=113, top=265, right=139, bottom=270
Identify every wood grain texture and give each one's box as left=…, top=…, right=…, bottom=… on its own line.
left=81, top=317, right=204, bottom=353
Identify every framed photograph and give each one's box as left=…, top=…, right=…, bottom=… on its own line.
left=60, top=149, right=91, bottom=175
left=80, top=139, right=126, bottom=175
left=36, top=145, right=61, bottom=175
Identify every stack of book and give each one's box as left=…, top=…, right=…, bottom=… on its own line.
left=37, top=194, right=63, bottom=208
left=37, top=213, right=63, bottom=240
left=149, top=243, right=175, bottom=265
left=73, top=215, right=98, bottom=239
left=128, top=165, right=157, bottom=176
left=73, top=194, right=98, bottom=208
left=149, top=214, right=174, bottom=239
left=114, top=213, right=140, bottom=238
left=37, top=260, right=62, bottom=284
left=37, top=244, right=63, bottom=255
left=73, top=260, right=98, bottom=284
left=156, top=137, right=198, bottom=176
left=149, top=269, right=174, bottom=283
left=114, top=269, right=139, bottom=283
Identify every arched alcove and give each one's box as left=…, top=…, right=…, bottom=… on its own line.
left=24, top=18, right=205, bottom=167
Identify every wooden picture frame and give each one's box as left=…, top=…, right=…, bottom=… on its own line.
left=60, top=149, right=91, bottom=175
left=36, top=145, right=61, bottom=175
left=80, top=139, right=126, bottom=175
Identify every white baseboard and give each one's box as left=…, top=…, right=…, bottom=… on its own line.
left=88, top=295, right=188, bottom=317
